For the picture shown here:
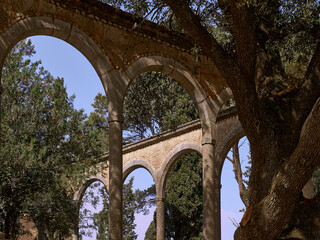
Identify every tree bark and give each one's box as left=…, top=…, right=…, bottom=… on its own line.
left=234, top=99, right=320, bottom=240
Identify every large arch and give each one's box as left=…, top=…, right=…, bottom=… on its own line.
left=0, top=16, right=112, bottom=93
left=124, top=56, right=206, bottom=104
left=123, top=56, right=219, bottom=123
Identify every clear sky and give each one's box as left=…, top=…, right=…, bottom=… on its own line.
left=27, top=35, right=249, bottom=240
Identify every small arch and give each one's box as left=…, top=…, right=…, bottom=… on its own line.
left=123, top=159, right=156, bottom=184
left=73, top=174, right=108, bottom=204
left=158, top=142, right=202, bottom=198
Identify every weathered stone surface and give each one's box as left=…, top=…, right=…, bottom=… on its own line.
left=0, top=0, right=228, bottom=99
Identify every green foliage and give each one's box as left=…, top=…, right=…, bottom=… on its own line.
left=122, top=177, right=138, bottom=240
left=164, top=152, right=203, bottom=240
left=123, top=72, right=198, bottom=142
left=98, top=0, right=168, bottom=22
left=86, top=93, right=109, bottom=152
left=0, top=39, right=102, bottom=239
left=79, top=177, right=154, bottom=240
left=144, top=212, right=156, bottom=240
left=144, top=153, right=203, bottom=240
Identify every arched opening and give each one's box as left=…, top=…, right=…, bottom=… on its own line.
left=122, top=69, right=202, bottom=239
left=122, top=167, right=156, bottom=239
left=28, top=36, right=105, bottom=114
left=163, top=152, right=203, bottom=240
left=79, top=180, right=109, bottom=240
left=0, top=34, right=108, bottom=239
left=123, top=71, right=200, bottom=143
left=220, top=136, right=250, bottom=240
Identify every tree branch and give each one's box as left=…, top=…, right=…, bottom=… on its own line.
left=163, top=0, right=260, bottom=140
left=232, top=143, right=249, bottom=208
left=162, top=0, right=238, bottom=82
left=226, top=156, right=234, bottom=163
left=221, top=0, right=258, bottom=80
left=290, top=42, right=320, bottom=136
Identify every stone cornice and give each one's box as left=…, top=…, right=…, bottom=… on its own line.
left=99, top=110, right=239, bottom=162
left=49, top=0, right=195, bottom=52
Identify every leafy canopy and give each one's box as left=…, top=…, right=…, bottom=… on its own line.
left=123, top=72, right=198, bottom=142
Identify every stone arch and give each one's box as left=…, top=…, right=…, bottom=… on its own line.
left=123, top=159, right=156, bottom=184
left=212, top=88, right=234, bottom=117
left=158, top=142, right=202, bottom=199
left=124, top=55, right=209, bottom=115
left=0, top=16, right=112, bottom=92
left=216, top=124, right=245, bottom=176
left=73, top=174, right=108, bottom=204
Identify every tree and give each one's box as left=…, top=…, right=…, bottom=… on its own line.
left=86, top=93, right=109, bottom=152
left=79, top=177, right=153, bottom=240
left=144, top=212, right=156, bottom=240
left=123, top=71, right=198, bottom=142
left=160, top=1, right=320, bottom=239
left=99, top=0, right=320, bottom=239
left=143, top=153, right=203, bottom=240
left=165, top=153, right=203, bottom=240
left=225, top=138, right=250, bottom=208
left=0, top=39, right=102, bottom=239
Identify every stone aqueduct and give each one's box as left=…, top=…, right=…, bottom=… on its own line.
left=0, top=1, right=245, bottom=239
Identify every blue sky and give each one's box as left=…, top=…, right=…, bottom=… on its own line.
left=27, top=35, right=248, bottom=240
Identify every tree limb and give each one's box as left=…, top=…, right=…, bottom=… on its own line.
left=163, top=0, right=260, bottom=140
left=232, top=143, right=249, bottom=208
left=285, top=42, right=320, bottom=143
left=162, top=0, right=239, bottom=82
left=221, top=0, right=258, bottom=80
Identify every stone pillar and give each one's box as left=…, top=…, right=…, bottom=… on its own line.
left=156, top=197, right=165, bottom=240
left=108, top=118, right=123, bottom=240
left=71, top=233, right=78, bottom=240
left=202, top=139, right=221, bottom=240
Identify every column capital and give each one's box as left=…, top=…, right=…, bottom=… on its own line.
left=201, top=137, right=216, bottom=146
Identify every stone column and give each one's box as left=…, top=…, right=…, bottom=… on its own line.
left=156, top=197, right=165, bottom=240
left=202, top=139, right=221, bottom=240
left=71, top=233, right=78, bottom=240
left=108, top=118, right=123, bottom=240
